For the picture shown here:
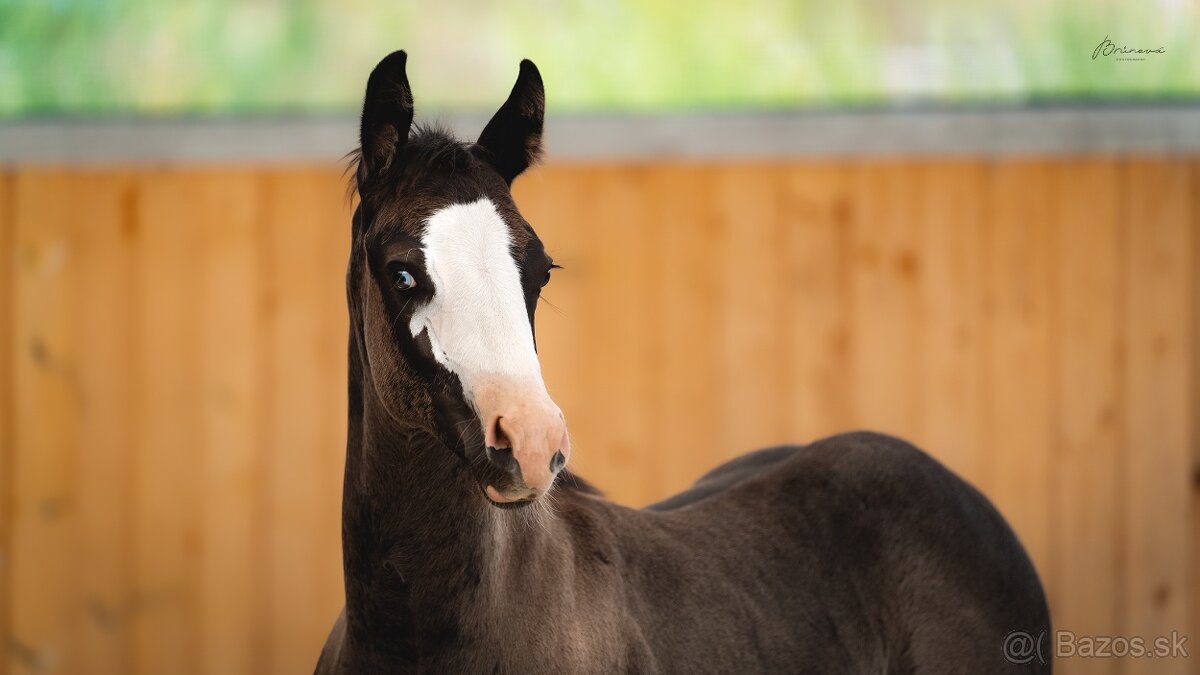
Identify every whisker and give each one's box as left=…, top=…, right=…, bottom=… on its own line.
left=538, top=294, right=566, bottom=316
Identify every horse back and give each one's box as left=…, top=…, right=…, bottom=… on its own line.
left=635, top=431, right=1050, bottom=673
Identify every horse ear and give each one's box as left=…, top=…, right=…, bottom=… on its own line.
left=477, top=60, right=544, bottom=184
left=359, top=50, right=414, bottom=177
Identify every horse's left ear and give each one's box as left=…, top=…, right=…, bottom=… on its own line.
left=477, top=60, right=544, bottom=184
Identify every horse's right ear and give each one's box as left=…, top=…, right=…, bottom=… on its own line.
left=359, top=50, right=414, bottom=178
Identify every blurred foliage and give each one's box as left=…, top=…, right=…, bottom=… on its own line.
left=0, top=0, right=1196, bottom=117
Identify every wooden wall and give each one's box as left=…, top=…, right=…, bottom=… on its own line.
left=1, top=158, right=1197, bottom=674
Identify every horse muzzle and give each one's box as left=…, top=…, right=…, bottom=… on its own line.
left=471, top=374, right=570, bottom=503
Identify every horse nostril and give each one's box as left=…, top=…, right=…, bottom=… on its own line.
left=491, top=416, right=510, bottom=449
left=486, top=445, right=520, bottom=476
left=549, top=450, right=566, bottom=474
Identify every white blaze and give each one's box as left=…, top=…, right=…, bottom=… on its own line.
left=409, top=197, right=569, bottom=498
left=408, top=197, right=543, bottom=396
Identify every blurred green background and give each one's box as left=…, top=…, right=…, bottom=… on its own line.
left=0, top=0, right=1197, bottom=117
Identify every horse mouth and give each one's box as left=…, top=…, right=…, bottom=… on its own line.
left=482, top=483, right=541, bottom=508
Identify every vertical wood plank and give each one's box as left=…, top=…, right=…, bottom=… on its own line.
left=132, top=170, right=201, bottom=675
left=644, top=164, right=722, bottom=498
left=915, top=161, right=986, bottom=482
left=196, top=170, right=262, bottom=675
left=73, top=173, right=137, bottom=675
left=0, top=170, right=14, bottom=675
left=713, top=164, right=789, bottom=460
left=981, top=159, right=1055, bottom=594
left=260, top=169, right=350, bottom=674
left=0, top=166, right=13, bottom=672
left=315, top=167, right=351, bottom=635
left=1120, top=157, right=1191, bottom=674
left=848, top=161, right=923, bottom=439
left=564, top=165, right=654, bottom=504
left=1050, top=159, right=1121, bottom=675
left=1190, top=159, right=1200, bottom=675
left=10, top=171, right=80, bottom=675
left=779, top=163, right=853, bottom=442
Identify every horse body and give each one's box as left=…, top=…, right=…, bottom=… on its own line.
left=319, top=424, right=1047, bottom=674
left=316, top=50, right=1050, bottom=674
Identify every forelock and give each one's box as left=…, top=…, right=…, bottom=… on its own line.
left=350, top=124, right=517, bottom=241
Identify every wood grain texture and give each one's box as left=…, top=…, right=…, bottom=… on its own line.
left=645, top=165, right=722, bottom=498
left=10, top=171, right=81, bottom=675
left=981, top=159, right=1056, bottom=591
left=0, top=171, right=12, bottom=675
left=195, top=170, right=261, bottom=675
left=1191, top=159, right=1200, bottom=675
left=559, top=165, right=657, bottom=504
left=73, top=173, right=137, bottom=675
left=714, top=164, right=790, bottom=456
left=1050, top=159, right=1121, bottom=675
left=915, top=161, right=986, bottom=482
left=1120, top=157, right=1192, bottom=675
left=132, top=170, right=203, bottom=675
left=849, top=161, right=924, bottom=441
left=2, top=159, right=1197, bottom=674
left=259, top=169, right=348, bottom=674
left=779, top=163, right=852, bottom=442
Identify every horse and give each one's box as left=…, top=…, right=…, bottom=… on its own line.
left=315, top=50, right=1051, bottom=674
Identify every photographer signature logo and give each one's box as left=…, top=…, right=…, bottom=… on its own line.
left=1092, top=36, right=1165, bottom=62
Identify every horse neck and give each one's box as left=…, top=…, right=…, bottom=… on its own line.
left=338, top=334, right=559, bottom=660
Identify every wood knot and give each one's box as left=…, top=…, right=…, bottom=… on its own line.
left=1152, top=583, right=1171, bottom=608
left=894, top=251, right=920, bottom=279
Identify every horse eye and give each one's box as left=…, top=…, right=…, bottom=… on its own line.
left=393, top=268, right=417, bottom=291
left=541, top=263, right=560, bottom=288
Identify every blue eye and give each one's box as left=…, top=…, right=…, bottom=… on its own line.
left=393, top=269, right=417, bottom=290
